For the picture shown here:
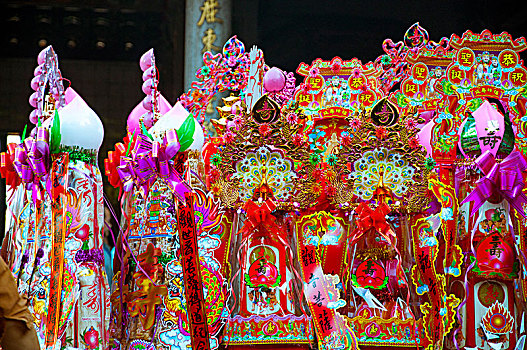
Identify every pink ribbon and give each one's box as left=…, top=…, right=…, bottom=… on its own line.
left=461, top=150, right=527, bottom=217
left=117, top=129, right=190, bottom=202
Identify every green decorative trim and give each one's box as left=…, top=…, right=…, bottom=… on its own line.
left=327, top=154, right=338, bottom=166
left=158, top=252, right=176, bottom=266
left=58, top=145, right=97, bottom=165
left=309, top=153, right=321, bottom=165
left=244, top=274, right=282, bottom=289
left=351, top=274, right=389, bottom=290
left=469, top=255, right=519, bottom=279
left=424, top=157, right=436, bottom=170
left=211, top=153, right=222, bottom=166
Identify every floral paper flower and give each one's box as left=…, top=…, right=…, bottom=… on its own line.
left=209, top=166, right=221, bottom=181
left=327, top=154, right=338, bottom=166
left=309, top=153, right=321, bottom=165
left=211, top=182, right=222, bottom=195
left=233, top=116, right=244, bottom=127
left=293, top=133, right=305, bottom=146
left=349, top=118, right=362, bottom=130
left=325, top=185, right=336, bottom=197
left=406, top=118, right=417, bottom=129
left=210, top=154, right=222, bottom=166
left=381, top=55, right=392, bottom=65
left=376, top=126, right=388, bottom=140
left=308, top=67, right=320, bottom=77
left=331, top=61, right=342, bottom=73
left=201, top=66, right=210, bottom=76
left=286, top=113, right=298, bottom=124
left=408, top=137, right=420, bottom=149
left=311, top=182, right=323, bottom=195
left=425, top=157, right=436, bottom=170
left=223, top=131, right=236, bottom=144
left=312, top=168, right=323, bottom=180
left=259, top=124, right=271, bottom=137
left=341, top=133, right=352, bottom=146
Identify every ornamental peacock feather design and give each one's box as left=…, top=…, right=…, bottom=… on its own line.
left=233, top=146, right=296, bottom=201
left=350, top=147, right=416, bottom=201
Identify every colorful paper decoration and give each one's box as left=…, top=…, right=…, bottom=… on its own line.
left=4, top=23, right=527, bottom=350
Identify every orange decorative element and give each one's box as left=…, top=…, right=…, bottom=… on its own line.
left=104, top=133, right=134, bottom=188
left=0, top=144, right=22, bottom=189
left=127, top=275, right=168, bottom=330
left=481, top=301, right=514, bottom=334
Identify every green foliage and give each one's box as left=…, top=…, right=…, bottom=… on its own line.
left=21, top=125, right=27, bottom=142
left=50, top=110, right=61, bottom=154
left=141, top=120, right=154, bottom=141
left=177, top=114, right=196, bottom=151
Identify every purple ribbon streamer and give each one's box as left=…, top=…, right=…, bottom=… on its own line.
left=461, top=150, right=527, bottom=218
left=75, top=248, right=105, bottom=266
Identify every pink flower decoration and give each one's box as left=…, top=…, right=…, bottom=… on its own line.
left=233, top=115, right=244, bottom=126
